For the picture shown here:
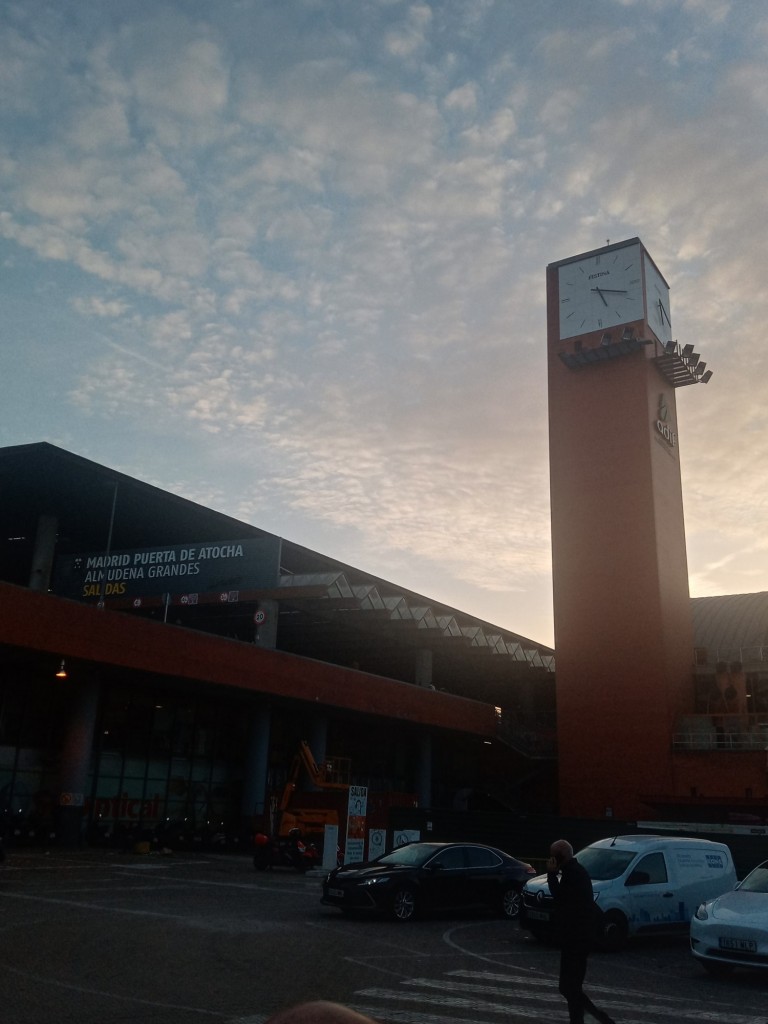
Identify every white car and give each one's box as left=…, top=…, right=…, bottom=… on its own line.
left=690, top=859, right=768, bottom=975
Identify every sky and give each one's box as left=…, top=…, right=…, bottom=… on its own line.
left=2, top=0, right=767, bottom=649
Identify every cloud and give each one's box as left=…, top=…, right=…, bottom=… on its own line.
left=384, top=2, right=432, bottom=58
left=71, top=296, right=130, bottom=318
left=1, top=0, right=767, bottom=648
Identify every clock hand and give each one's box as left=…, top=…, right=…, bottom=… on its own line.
left=592, top=287, right=608, bottom=306
left=590, top=288, right=628, bottom=294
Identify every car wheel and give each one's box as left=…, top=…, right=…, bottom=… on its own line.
left=527, top=924, right=549, bottom=943
left=390, top=886, right=418, bottom=922
left=501, top=886, right=522, bottom=920
left=597, top=910, right=629, bottom=952
left=701, top=959, right=735, bottom=977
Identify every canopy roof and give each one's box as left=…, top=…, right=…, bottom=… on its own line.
left=0, top=442, right=554, bottom=704
left=692, top=592, right=768, bottom=666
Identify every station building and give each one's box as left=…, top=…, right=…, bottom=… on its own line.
left=1, top=441, right=767, bottom=848
left=0, top=442, right=557, bottom=847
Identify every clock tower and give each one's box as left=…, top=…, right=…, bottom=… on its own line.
left=546, top=238, right=712, bottom=820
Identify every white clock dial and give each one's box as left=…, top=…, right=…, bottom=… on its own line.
left=643, top=256, right=672, bottom=344
left=558, top=243, right=644, bottom=340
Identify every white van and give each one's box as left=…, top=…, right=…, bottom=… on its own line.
left=520, top=835, right=737, bottom=951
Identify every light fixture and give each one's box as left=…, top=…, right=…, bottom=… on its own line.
left=681, top=343, right=695, bottom=358
left=699, top=370, right=713, bottom=383
left=621, top=327, right=635, bottom=342
left=600, top=333, right=612, bottom=346
left=664, top=339, right=677, bottom=355
left=55, top=659, right=68, bottom=679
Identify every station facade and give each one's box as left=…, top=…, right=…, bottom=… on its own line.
left=3, top=237, right=766, bottom=850
left=0, top=442, right=557, bottom=848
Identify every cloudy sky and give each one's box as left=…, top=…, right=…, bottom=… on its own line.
left=2, top=0, right=767, bottom=647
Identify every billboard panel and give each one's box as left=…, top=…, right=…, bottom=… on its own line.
left=53, top=537, right=281, bottom=605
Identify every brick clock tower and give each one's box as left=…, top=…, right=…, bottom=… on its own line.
left=546, top=238, right=712, bottom=820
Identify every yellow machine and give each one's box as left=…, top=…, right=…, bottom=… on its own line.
left=275, top=740, right=351, bottom=839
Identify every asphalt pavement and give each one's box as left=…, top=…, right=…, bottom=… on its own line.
left=2, top=845, right=768, bottom=1024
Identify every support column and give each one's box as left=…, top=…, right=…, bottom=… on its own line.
left=241, top=705, right=271, bottom=832
left=415, top=648, right=433, bottom=688
left=308, top=717, right=329, bottom=790
left=28, top=514, right=58, bottom=592
left=254, top=599, right=279, bottom=648
left=417, top=733, right=432, bottom=808
left=55, top=668, right=100, bottom=846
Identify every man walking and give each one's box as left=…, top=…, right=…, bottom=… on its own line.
left=547, top=839, right=616, bottom=1024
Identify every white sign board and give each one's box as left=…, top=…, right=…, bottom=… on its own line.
left=393, top=829, right=420, bottom=848
left=322, top=824, right=339, bottom=870
left=344, top=785, right=368, bottom=864
left=367, top=828, right=386, bottom=861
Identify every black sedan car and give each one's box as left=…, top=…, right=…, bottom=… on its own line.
left=321, top=841, right=536, bottom=922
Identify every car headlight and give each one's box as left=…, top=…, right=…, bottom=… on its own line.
left=361, top=876, right=389, bottom=886
left=694, top=903, right=709, bottom=921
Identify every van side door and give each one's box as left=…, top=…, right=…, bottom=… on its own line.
left=623, top=852, right=687, bottom=932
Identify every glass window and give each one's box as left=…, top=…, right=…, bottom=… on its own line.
left=149, top=706, right=174, bottom=757
left=96, top=752, right=123, bottom=778
left=380, top=844, right=435, bottom=867
left=431, top=846, right=466, bottom=870
left=631, top=852, right=668, bottom=885
left=578, top=846, right=637, bottom=880
left=172, top=707, right=195, bottom=755
left=190, top=759, right=211, bottom=782
left=738, top=862, right=768, bottom=894
left=466, top=846, right=502, bottom=868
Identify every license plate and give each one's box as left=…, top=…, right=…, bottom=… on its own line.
left=718, top=936, right=757, bottom=952
left=526, top=908, right=550, bottom=921
left=327, top=888, right=345, bottom=899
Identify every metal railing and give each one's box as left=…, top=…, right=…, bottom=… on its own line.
left=673, top=714, right=768, bottom=751
left=694, top=646, right=768, bottom=666
left=496, top=713, right=557, bottom=758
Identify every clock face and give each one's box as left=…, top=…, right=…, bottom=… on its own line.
left=558, top=243, right=644, bottom=340
left=643, top=255, right=672, bottom=344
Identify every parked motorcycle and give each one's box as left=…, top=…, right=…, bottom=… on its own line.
left=253, top=828, right=320, bottom=872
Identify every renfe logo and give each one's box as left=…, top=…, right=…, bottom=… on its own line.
left=656, top=393, right=677, bottom=448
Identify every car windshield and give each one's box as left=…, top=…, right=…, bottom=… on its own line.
left=376, top=844, right=439, bottom=868
left=576, top=845, right=637, bottom=880
left=738, top=862, right=768, bottom=894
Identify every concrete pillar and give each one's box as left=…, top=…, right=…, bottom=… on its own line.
left=415, top=648, right=433, bottom=688
left=417, top=733, right=432, bottom=808
left=28, top=514, right=58, bottom=592
left=254, top=599, right=279, bottom=648
left=308, top=717, right=329, bottom=790
left=241, top=705, right=271, bottom=831
left=55, top=668, right=100, bottom=846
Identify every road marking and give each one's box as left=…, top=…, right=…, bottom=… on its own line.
left=351, top=970, right=768, bottom=1024
left=0, top=890, right=192, bottom=919
left=0, top=963, right=227, bottom=1017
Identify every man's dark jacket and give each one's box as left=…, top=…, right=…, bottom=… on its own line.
left=547, top=857, right=597, bottom=948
